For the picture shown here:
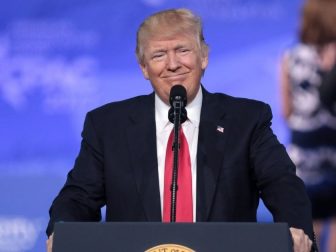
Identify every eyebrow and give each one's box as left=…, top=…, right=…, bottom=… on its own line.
left=150, top=44, right=191, bottom=53
left=151, top=49, right=167, bottom=54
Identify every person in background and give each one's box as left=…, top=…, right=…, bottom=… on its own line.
left=280, top=0, right=336, bottom=251
left=48, top=8, right=315, bottom=252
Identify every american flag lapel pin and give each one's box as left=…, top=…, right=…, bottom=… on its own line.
left=216, top=126, right=224, bottom=133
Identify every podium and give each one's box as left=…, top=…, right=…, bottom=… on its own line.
left=53, top=222, right=293, bottom=252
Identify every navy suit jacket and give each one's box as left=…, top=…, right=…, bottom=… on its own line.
left=47, top=88, right=313, bottom=239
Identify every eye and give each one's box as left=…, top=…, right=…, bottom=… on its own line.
left=151, top=52, right=166, bottom=61
left=177, top=48, right=190, bottom=55
left=153, top=54, right=163, bottom=58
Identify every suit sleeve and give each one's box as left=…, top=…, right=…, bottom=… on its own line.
left=46, top=112, right=105, bottom=236
left=250, top=103, right=314, bottom=239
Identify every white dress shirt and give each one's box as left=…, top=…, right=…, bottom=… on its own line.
left=155, top=87, right=202, bottom=222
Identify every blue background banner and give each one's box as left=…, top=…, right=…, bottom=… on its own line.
left=0, top=0, right=302, bottom=251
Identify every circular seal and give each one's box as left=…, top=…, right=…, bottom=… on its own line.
left=145, top=243, right=195, bottom=252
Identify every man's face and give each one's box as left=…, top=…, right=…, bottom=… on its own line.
left=139, top=33, right=208, bottom=105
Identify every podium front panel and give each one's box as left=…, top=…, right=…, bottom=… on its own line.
left=53, top=222, right=292, bottom=252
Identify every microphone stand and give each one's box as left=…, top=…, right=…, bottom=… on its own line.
left=170, top=100, right=183, bottom=222
left=168, top=85, right=187, bottom=223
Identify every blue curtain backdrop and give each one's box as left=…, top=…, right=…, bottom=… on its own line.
left=0, top=0, right=303, bottom=251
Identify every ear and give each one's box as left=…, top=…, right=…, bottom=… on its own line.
left=201, top=54, right=209, bottom=70
left=139, top=63, right=149, bottom=80
left=200, top=44, right=209, bottom=70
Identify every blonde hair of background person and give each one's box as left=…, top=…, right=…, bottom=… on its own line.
left=280, top=0, right=336, bottom=251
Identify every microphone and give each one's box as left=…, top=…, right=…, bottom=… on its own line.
left=168, top=85, right=187, bottom=124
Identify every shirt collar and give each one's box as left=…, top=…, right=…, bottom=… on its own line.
left=155, top=86, right=202, bottom=132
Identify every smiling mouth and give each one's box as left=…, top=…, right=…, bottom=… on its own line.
left=162, top=73, right=188, bottom=79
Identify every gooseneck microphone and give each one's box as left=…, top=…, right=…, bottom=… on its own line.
left=168, top=85, right=187, bottom=222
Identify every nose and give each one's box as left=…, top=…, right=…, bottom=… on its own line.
left=166, top=52, right=180, bottom=71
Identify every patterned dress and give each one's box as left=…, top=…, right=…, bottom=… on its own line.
left=286, top=43, right=336, bottom=218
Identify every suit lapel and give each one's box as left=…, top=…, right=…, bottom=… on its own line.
left=126, top=94, right=162, bottom=221
left=196, top=89, right=229, bottom=221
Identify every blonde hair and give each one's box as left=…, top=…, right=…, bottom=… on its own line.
left=136, top=8, right=208, bottom=64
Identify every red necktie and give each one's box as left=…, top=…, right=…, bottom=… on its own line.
left=163, top=127, right=193, bottom=222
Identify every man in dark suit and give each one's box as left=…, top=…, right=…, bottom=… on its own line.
left=47, top=8, right=314, bottom=252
